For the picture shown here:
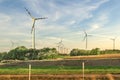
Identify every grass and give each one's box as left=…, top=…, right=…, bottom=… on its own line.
left=0, top=66, right=120, bottom=75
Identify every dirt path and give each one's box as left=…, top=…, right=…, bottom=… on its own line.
left=0, top=74, right=120, bottom=80
left=65, top=54, right=120, bottom=60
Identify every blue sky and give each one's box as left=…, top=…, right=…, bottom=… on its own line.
left=0, top=0, right=120, bottom=52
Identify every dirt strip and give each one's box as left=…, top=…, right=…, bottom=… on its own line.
left=0, top=74, right=120, bottom=80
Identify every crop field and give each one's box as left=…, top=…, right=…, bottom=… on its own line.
left=0, top=66, right=120, bottom=75
left=0, top=66, right=120, bottom=80
left=0, top=54, right=120, bottom=80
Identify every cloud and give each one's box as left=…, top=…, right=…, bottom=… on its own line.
left=0, top=0, right=112, bottom=51
left=88, top=13, right=109, bottom=32
left=46, top=36, right=60, bottom=41
left=23, top=0, right=109, bottom=22
left=0, top=13, right=11, bottom=29
left=26, top=0, right=109, bottom=32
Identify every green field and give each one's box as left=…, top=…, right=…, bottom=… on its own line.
left=0, top=66, right=120, bottom=75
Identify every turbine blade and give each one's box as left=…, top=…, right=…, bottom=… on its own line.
left=24, top=7, right=33, bottom=18
left=35, top=17, right=47, bottom=20
left=110, top=38, right=113, bottom=40
left=83, top=30, right=87, bottom=35
left=31, top=20, right=35, bottom=33
left=115, top=37, right=117, bottom=39
left=88, top=34, right=93, bottom=37
left=10, top=40, right=14, bottom=47
left=61, top=39, right=63, bottom=43
left=83, top=36, right=86, bottom=41
left=62, top=43, right=64, bottom=47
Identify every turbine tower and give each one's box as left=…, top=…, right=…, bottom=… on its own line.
left=10, top=40, right=14, bottom=49
left=25, top=8, right=47, bottom=49
left=83, top=30, right=92, bottom=49
left=56, top=39, right=64, bottom=53
left=110, top=37, right=116, bottom=50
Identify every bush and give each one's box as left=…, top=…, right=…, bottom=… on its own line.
left=38, top=48, right=58, bottom=60
left=70, top=48, right=101, bottom=56
left=70, top=49, right=89, bottom=56
left=90, top=48, right=100, bottom=55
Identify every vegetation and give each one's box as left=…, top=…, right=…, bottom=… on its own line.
left=0, top=46, right=59, bottom=60
left=70, top=48, right=120, bottom=56
left=0, top=66, right=120, bottom=75
left=0, top=46, right=120, bottom=60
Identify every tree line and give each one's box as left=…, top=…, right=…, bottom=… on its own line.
left=0, top=46, right=59, bottom=60
left=0, top=46, right=120, bottom=60
left=70, top=48, right=120, bottom=56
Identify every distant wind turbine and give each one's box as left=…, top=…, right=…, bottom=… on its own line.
left=83, top=30, right=92, bottom=49
left=25, top=7, right=47, bottom=49
left=56, top=39, right=64, bottom=53
left=110, top=37, right=117, bottom=50
left=10, top=40, right=14, bottom=49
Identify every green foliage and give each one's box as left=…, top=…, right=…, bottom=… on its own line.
left=101, top=49, right=120, bottom=54
left=90, top=48, right=100, bottom=55
left=4, top=46, right=28, bottom=60
left=0, top=66, right=120, bottom=75
left=1, top=46, right=120, bottom=60
left=0, top=52, right=7, bottom=60
left=70, top=48, right=120, bottom=56
left=38, top=48, right=58, bottom=60
left=1, top=46, right=58, bottom=60
left=70, top=49, right=89, bottom=56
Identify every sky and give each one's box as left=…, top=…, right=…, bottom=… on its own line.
left=0, top=0, right=120, bottom=52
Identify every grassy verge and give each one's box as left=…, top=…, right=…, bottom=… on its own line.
left=0, top=66, right=120, bottom=75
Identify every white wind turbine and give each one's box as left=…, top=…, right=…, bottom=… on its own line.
left=56, top=39, right=64, bottom=53
left=25, top=8, right=47, bottom=49
left=83, top=30, right=92, bottom=49
left=10, top=40, right=14, bottom=49
left=110, top=37, right=117, bottom=50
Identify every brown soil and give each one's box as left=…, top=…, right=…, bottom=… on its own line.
left=0, top=74, right=120, bottom=80
left=65, top=54, right=120, bottom=60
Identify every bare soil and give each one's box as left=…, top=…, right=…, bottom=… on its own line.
left=65, top=54, right=120, bottom=60
left=0, top=74, right=120, bottom=80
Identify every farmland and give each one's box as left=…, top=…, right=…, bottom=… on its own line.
left=0, top=54, right=120, bottom=80
left=0, top=74, right=120, bottom=80
left=0, top=66, right=120, bottom=75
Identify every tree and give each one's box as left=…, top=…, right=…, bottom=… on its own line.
left=5, top=46, right=28, bottom=60
left=38, top=47, right=58, bottom=60
left=90, top=48, right=100, bottom=55
left=0, top=52, right=7, bottom=60
left=70, top=49, right=88, bottom=56
left=70, top=49, right=79, bottom=56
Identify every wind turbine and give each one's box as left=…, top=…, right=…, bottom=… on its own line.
left=10, top=40, right=14, bottom=49
left=110, top=37, right=117, bottom=50
left=25, top=7, right=47, bottom=49
left=56, top=39, right=64, bottom=53
left=83, top=30, right=92, bottom=49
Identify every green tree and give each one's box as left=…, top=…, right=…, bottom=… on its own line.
left=70, top=49, right=89, bottom=56
left=6, top=46, right=28, bottom=60
left=38, top=47, right=58, bottom=60
left=70, top=49, right=79, bottom=56
left=90, top=48, right=100, bottom=55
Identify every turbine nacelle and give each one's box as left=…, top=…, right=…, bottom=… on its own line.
left=110, top=37, right=117, bottom=41
left=83, top=30, right=92, bottom=41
